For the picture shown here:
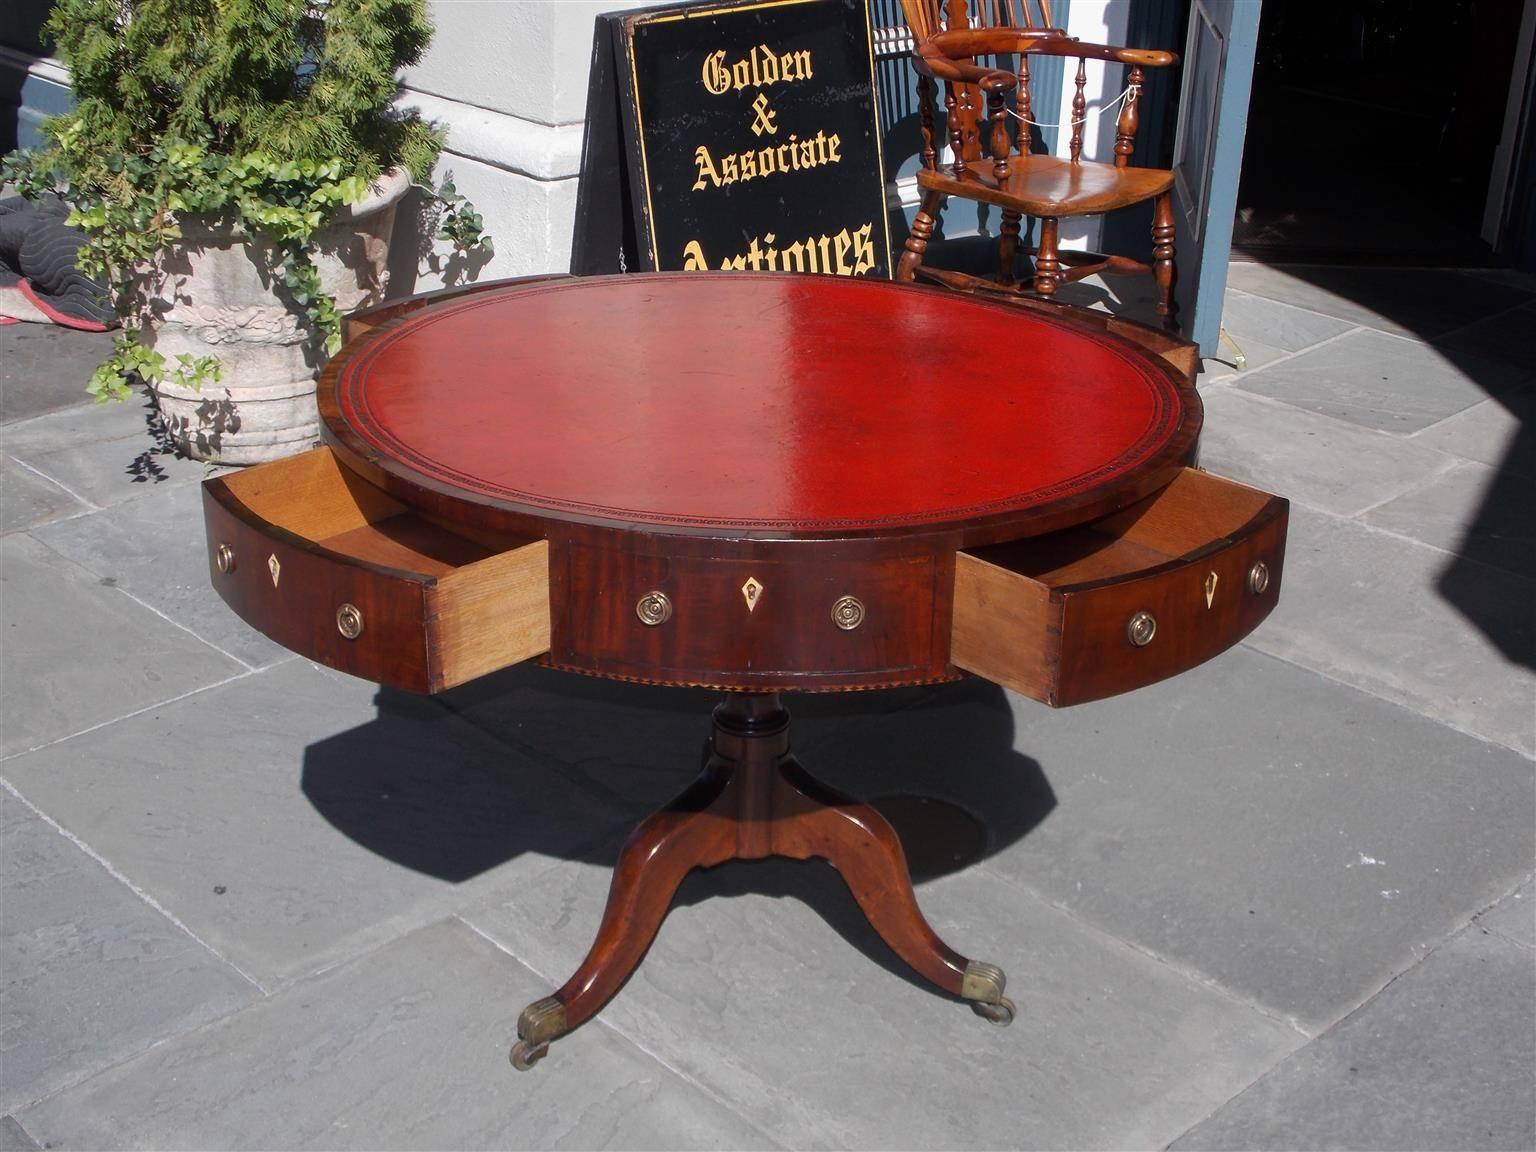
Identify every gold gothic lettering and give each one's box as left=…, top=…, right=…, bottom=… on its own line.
left=681, top=224, right=877, bottom=276
left=701, top=45, right=814, bottom=95
left=692, top=132, right=842, bottom=191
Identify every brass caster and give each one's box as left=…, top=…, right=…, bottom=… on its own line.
left=511, top=995, right=566, bottom=1071
left=510, top=1039, right=549, bottom=1071
left=971, top=995, right=1017, bottom=1026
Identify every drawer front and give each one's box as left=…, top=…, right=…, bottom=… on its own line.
left=951, top=469, right=1288, bottom=707
left=204, top=484, right=436, bottom=691
left=554, top=541, right=945, bottom=689
left=1054, top=505, right=1287, bottom=705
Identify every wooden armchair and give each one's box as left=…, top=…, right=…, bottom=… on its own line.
left=896, top=1, right=1181, bottom=331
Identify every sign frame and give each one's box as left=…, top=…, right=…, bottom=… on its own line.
left=610, top=0, right=893, bottom=278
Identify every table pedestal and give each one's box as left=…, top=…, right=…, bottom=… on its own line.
left=510, top=693, right=1015, bottom=1070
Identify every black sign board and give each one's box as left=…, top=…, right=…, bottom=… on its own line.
left=571, top=0, right=891, bottom=279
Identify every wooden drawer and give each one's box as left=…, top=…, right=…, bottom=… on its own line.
left=951, top=469, right=1287, bottom=706
left=203, top=447, right=550, bottom=693
left=552, top=538, right=944, bottom=689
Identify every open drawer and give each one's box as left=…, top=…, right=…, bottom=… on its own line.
left=951, top=469, right=1287, bottom=707
left=203, top=447, right=550, bottom=693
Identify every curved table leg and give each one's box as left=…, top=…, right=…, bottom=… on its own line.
left=510, top=763, right=737, bottom=1070
left=512, top=693, right=1014, bottom=1071
left=772, top=758, right=1015, bottom=1024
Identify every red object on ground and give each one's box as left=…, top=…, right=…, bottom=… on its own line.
left=17, top=278, right=112, bottom=331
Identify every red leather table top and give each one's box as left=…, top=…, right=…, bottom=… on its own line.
left=324, top=273, right=1198, bottom=540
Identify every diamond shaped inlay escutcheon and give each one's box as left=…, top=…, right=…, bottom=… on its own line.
left=741, top=576, right=764, bottom=613
left=268, top=554, right=281, bottom=587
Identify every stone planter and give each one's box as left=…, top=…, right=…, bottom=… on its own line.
left=145, top=166, right=411, bottom=464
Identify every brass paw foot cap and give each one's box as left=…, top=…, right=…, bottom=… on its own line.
left=517, top=995, right=568, bottom=1047
left=961, top=960, right=1007, bottom=1005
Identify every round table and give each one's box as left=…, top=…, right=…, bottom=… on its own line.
left=205, top=273, right=1286, bottom=1070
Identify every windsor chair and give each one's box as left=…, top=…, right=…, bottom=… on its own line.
left=897, top=0, right=1181, bottom=331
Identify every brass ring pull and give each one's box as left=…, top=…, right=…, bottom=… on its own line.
left=831, top=595, right=865, bottom=631
left=636, top=591, right=672, bottom=626
left=215, top=544, right=236, bottom=574
left=1247, top=561, right=1270, bottom=595
left=336, top=603, right=364, bottom=640
left=1126, top=610, right=1157, bottom=647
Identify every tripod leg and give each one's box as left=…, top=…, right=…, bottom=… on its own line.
left=771, top=759, right=1015, bottom=1024
left=511, top=762, right=737, bottom=1070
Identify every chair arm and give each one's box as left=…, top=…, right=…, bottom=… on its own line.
left=911, top=40, right=1020, bottom=92
left=929, top=28, right=1178, bottom=68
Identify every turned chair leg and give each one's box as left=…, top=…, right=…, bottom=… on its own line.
left=1033, top=216, right=1061, bottom=298
left=998, top=209, right=1022, bottom=288
left=897, top=191, right=944, bottom=283
left=1152, top=190, right=1178, bottom=332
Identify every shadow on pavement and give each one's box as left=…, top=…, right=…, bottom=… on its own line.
left=1246, top=262, right=1536, bottom=671
left=300, top=667, right=1053, bottom=998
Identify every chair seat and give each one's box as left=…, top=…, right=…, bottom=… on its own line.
left=917, top=155, right=1174, bottom=217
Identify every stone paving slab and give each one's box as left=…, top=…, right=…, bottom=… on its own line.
left=439, top=662, right=933, bottom=813
left=1361, top=460, right=1536, bottom=579
left=1248, top=504, right=1536, bottom=756
left=15, top=919, right=773, bottom=1151
left=1234, top=328, right=1532, bottom=434
left=1219, top=288, right=1356, bottom=353
left=0, top=789, right=259, bottom=1113
left=469, top=854, right=1300, bottom=1151
left=807, top=648, right=1535, bottom=1033
left=1172, top=926, right=1536, bottom=1152
left=0, top=456, right=84, bottom=535
left=1, top=399, right=152, bottom=457
left=1195, top=387, right=1455, bottom=518
left=1410, top=385, right=1536, bottom=480
left=32, top=479, right=291, bottom=669
left=1224, top=264, right=1534, bottom=339
left=1051, top=272, right=1164, bottom=328
left=1201, top=333, right=1291, bottom=382
left=2, top=395, right=211, bottom=508
left=1434, top=300, right=1536, bottom=369
left=437, top=665, right=728, bottom=812
left=0, top=328, right=116, bottom=425
left=0, top=533, right=245, bottom=758
left=1459, top=268, right=1536, bottom=291
left=1477, top=880, right=1534, bottom=949
left=0, top=1117, right=38, bottom=1152
left=2, top=660, right=633, bottom=988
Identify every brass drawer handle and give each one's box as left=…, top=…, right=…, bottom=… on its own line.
left=336, top=603, right=365, bottom=640
left=215, top=543, right=236, bottom=574
left=1127, top=610, right=1157, bottom=647
left=832, top=595, right=865, bottom=631
left=636, top=591, right=673, bottom=626
left=1247, top=561, right=1270, bottom=595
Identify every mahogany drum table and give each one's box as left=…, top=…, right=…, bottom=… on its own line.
left=202, top=272, right=1288, bottom=1069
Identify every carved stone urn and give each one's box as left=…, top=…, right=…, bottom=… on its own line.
left=145, top=167, right=411, bottom=465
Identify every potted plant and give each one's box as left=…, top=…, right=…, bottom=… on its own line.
left=1, top=0, right=491, bottom=463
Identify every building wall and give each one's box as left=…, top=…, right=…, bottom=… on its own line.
left=392, top=0, right=653, bottom=292
left=2, top=1, right=1172, bottom=278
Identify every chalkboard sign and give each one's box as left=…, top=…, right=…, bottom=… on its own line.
left=574, top=0, right=892, bottom=279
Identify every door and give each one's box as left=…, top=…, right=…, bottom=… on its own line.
left=1170, top=0, right=1261, bottom=356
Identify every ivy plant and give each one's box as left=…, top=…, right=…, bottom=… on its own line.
left=3, top=0, right=493, bottom=403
